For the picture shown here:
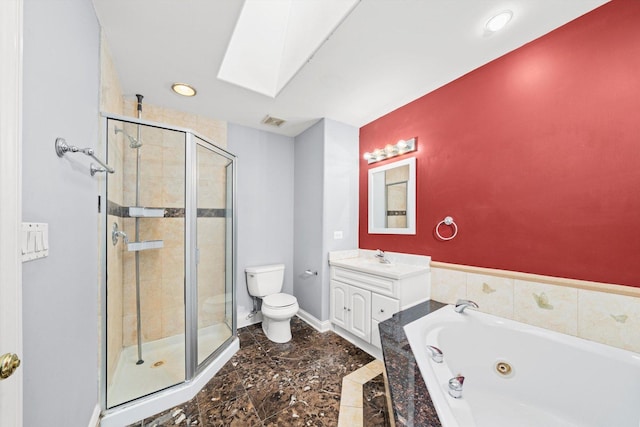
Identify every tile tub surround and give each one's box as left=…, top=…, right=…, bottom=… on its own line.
left=430, top=263, right=640, bottom=353
left=379, top=300, right=446, bottom=427
left=127, top=317, right=390, bottom=426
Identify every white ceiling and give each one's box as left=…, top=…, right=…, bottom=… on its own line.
left=93, top=0, right=609, bottom=137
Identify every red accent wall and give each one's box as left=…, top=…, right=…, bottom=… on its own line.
left=359, top=0, right=640, bottom=287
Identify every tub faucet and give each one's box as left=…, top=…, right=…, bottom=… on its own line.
left=448, top=375, right=465, bottom=399
left=426, top=345, right=443, bottom=363
left=454, top=299, right=479, bottom=313
left=375, top=249, right=391, bottom=264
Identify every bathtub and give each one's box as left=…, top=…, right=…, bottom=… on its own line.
left=403, top=305, right=640, bottom=427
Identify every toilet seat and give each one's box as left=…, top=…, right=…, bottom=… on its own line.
left=262, top=293, right=297, bottom=308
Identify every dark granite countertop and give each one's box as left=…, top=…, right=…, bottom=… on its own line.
left=379, top=300, right=447, bottom=427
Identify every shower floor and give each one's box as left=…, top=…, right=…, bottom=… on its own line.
left=108, top=323, right=232, bottom=407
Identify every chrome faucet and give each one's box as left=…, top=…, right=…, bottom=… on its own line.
left=448, top=374, right=465, bottom=399
left=426, top=345, right=443, bottom=363
left=375, top=249, right=391, bottom=264
left=454, top=299, right=479, bottom=313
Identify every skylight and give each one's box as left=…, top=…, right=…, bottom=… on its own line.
left=217, top=0, right=359, bottom=98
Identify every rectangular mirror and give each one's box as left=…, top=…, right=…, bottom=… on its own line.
left=368, top=157, right=416, bottom=234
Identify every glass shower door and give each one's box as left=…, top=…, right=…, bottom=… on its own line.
left=102, top=115, right=237, bottom=414
left=105, top=118, right=186, bottom=408
left=195, top=139, right=234, bottom=366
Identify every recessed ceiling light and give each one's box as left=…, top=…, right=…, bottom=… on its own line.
left=486, top=10, right=513, bottom=32
left=171, top=83, right=197, bottom=97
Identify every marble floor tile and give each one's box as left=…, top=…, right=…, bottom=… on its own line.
left=129, top=317, right=390, bottom=426
left=363, top=374, right=390, bottom=427
left=199, top=394, right=262, bottom=427
left=196, top=370, right=245, bottom=411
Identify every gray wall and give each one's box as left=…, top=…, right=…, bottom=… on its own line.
left=227, top=124, right=295, bottom=319
left=293, top=121, right=325, bottom=319
left=320, top=119, right=359, bottom=320
left=22, top=0, right=100, bottom=426
left=293, top=119, right=359, bottom=321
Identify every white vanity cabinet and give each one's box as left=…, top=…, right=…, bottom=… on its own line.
left=329, top=258, right=429, bottom=350
left=330, top=281, right=371, bottom=342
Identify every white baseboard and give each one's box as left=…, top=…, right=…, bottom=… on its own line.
left=296, top=308, right=332, bottom=333
left=89, top=403, right=101, bottom=427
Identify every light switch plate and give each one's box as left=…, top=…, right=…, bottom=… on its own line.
left=333, top=231, right=343, bottom=240
left=22, top=222, right=49, bottom=262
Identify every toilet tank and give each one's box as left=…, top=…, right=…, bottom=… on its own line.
left=245, top=264, right=285, bottom=297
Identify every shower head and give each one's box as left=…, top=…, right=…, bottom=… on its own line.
left=114, top=127, right=142, bottom=149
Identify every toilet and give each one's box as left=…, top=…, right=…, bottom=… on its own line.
left=245, top=264, right=299, bottom=343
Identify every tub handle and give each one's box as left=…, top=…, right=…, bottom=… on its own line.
left=448, top=375, right=465, bottom=399
left=426, top=345, right=443, bottom=363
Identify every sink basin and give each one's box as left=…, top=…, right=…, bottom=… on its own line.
left=329, top=257, right=428, bottom=280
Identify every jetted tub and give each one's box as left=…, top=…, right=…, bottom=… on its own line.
left=404, top=304, right=640, bottom=427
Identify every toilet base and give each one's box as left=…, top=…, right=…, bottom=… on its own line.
left=262, top=316, right=293, bottom=343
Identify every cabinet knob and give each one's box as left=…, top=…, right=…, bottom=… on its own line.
left=380, top=308, right=385, bottom=313
left=343, top=306, right=347, bottom=310
left=347, top=308, right=351, bottom=312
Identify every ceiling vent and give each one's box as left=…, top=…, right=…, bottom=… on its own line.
left=261, top=115, right=286, bottom=127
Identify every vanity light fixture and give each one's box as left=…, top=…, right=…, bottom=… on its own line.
left=485, top=10, right=513, bottom=32
left=363, top=138, right=416, bottom=164
left=171, top=83, right=197, bottom=97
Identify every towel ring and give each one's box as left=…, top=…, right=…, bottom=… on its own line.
left=435, top=216, right=458, bottom=241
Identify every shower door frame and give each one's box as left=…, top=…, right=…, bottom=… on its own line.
left=99, top=113, right=237, bottom=414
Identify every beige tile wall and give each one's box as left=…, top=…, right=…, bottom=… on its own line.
left=431, top=265, right=640, bottom=353
left=123, top=100, right=227, bottom=148
left=116, top=114, right=229, bottom=347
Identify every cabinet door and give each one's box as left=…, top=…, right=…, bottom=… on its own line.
left=330, top=280, right=348, bottom=329
left=349, top=286, right=371, bottom=342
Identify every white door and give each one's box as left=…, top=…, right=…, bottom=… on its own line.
left=0, top=0, right=24, bottom=425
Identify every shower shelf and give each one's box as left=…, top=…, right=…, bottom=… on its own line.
left=127, top=240, right=164, bottom=252
left=129, top=207, right=165, bottom=218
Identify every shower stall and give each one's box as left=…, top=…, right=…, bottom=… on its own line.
left=100, top=113, right=237, bottom=422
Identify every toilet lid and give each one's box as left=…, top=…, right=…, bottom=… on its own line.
left=263, top=293, right=297, bottom=307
